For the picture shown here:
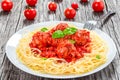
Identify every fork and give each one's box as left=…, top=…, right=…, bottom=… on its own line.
left=83, top=11, right=116, bottom=30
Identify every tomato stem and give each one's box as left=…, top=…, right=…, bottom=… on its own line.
left=26, top=6, right=32, bottom=9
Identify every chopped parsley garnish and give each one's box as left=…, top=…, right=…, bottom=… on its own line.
left=41, top=27, right=48, bottom=32
left=96, top=55, right=101, bottom=59
left=42, top=58, right=47, bottom=60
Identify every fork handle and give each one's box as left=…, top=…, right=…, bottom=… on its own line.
left=97, top=11, right=116, bottom=22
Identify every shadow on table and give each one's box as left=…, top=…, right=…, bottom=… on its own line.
left=80, top=1, right=89, bottom=6
left=23, top=19, right=35, bottom=26
left=54, top=0, right=63, bottom=3
left=64, top=18, right=75, bottom=22
left=24, top=5, right=36, bottom=9
left=0, top=11, right=11, bottom=16
left=48, top=11, right=56, bottom=14
left=93, top=11, right=104, bottom=17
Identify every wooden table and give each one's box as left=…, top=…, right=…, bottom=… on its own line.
left=0, top=0, right=120, bottom=80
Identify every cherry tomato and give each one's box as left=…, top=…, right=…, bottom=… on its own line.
left=1, top=0, right=13, bottom=11
left=92, top=0, right=104, bottom=12
left=64, top=8, right=76, bottom=19
left=26, top=0, right=37, bottom=6
left=71, top=2, right=79, bottom=10
left=48, top=2, right=57, bottom=11
left=81, top=0, right=88, bottom=2
left=24, top=8, right=37, bottom=20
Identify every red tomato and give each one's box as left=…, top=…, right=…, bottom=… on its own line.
left=24, top=8, right=37, bottom=20
left=81, top=0, right=88, bottom=2
left=71, top=2, right=79, bottom=10
left=64, top=8, right=76, bottom=19
left=48, top=2, right=57, bottom=11
left=1, top=0, right=13, bottom=11
left=92, top=0, right=104, bottom=12
left=26, top=0, right=37, bottom=6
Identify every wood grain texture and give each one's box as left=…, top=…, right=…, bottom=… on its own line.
left=0, top=0, right=120, bottom=80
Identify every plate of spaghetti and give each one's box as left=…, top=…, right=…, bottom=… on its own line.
left=5, top=21, right=116, bottom=79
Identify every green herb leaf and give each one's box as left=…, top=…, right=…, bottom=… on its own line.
left=69, top=39, right=76, bottom=44
left=52, top=30, right=64, bottom=38
left=41, top=27, right=48, bottom=32
left=63, top=27, right=77, bottom=35
left=42, top=58, right=47, bottom=60
left=96, top=55, right=101, bottom=59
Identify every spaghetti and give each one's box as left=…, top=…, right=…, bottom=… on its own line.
left=16, top=23, right=108, bottom=75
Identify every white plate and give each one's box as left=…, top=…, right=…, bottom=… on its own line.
left=5, top=21, right=117, bottom=79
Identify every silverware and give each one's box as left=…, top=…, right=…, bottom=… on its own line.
left=83, top=11, right=116, bottom=30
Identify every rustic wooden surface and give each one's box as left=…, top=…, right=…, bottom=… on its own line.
left=0, top=0, right=120, bottom=80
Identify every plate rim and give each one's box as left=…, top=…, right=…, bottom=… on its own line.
left=5, top=21, right=117, bottom=79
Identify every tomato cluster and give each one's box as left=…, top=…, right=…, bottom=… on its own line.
left=24, top=0, right=38, bottom=20
left=47, top=0, right=104, bottom=19
left=29, top=23, right=91, bottom=62
left=0, top=0, right=105, bottom=20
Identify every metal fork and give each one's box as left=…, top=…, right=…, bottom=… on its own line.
left=83, top=11, right=116, bottom=30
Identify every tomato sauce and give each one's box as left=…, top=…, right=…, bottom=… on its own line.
left=29, top=23, right=91, bottom=62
